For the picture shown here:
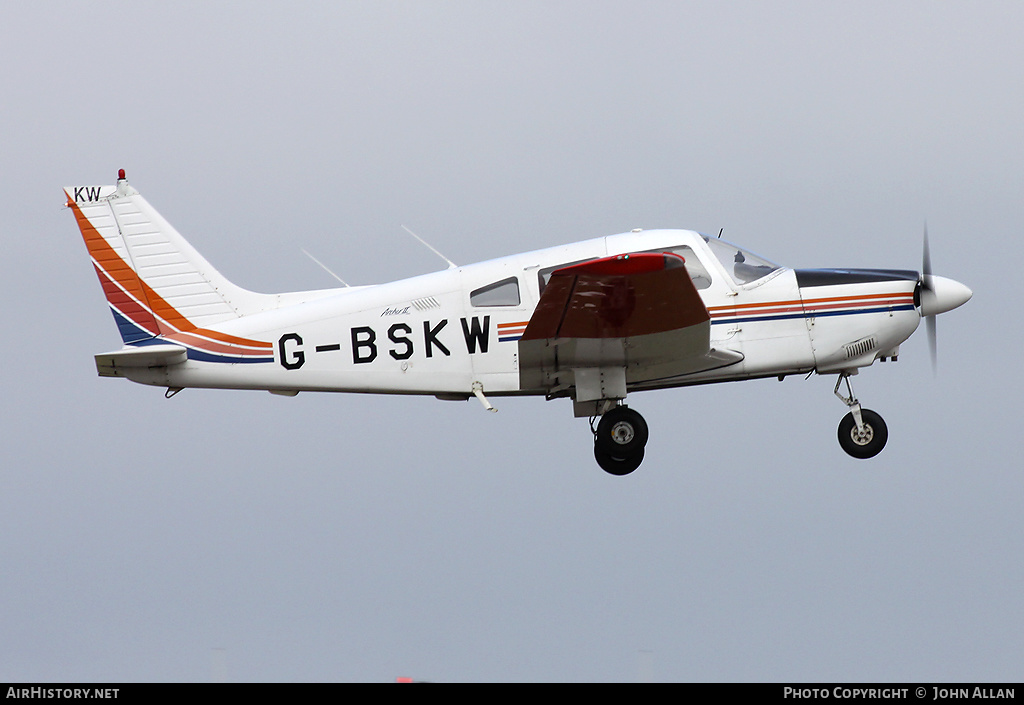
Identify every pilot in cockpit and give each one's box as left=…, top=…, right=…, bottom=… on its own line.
left=733, top=250, right=776, bottom=284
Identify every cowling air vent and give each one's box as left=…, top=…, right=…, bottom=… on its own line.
left=844, top=336, right=877, bottom=360
left=411, top=297, right=440, bottom=311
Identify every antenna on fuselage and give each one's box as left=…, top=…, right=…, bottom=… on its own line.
left=300, top=248, right=350, bottom=287
left=718, top=228, right=723, bottom=239
left=401, top=225, right=457, bottom=269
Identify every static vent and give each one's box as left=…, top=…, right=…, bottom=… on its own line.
left=411, top=297, right=440, bottom=311
left=844, top=337, right=877, bottom=360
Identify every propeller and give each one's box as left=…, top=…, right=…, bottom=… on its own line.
left=916, top=224, right=972, bottom=373
left=921, top=224, right=937, bottom=372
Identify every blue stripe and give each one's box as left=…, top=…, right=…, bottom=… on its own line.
left=711, top=305, right=916, bottom=326
left=110, top=324, right=272, bottom=364
left=185, top=348, right=274, bottom=364
left=810, top=304, right=916, bottom=318
left=110, top=309, right=156, bottom=344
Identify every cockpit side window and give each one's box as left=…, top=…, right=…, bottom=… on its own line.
left=703, top=236, right=780, bottom=285
left=470, top=277, right=521, bottom=307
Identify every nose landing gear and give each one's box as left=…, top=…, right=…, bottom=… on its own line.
left=834, top=373, right=888, bottom=459
left=586, top=372, right=891, bottom=473
left=592, top=405, right=649, bottom=475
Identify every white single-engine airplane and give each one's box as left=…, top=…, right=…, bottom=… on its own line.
left=66, top=171, right=972, bottom=475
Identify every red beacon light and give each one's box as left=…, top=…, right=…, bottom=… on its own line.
left=118, top=169, right=126, bottom=180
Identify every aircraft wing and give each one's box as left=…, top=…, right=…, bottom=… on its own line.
left=518, top=253, right=740, bottom=401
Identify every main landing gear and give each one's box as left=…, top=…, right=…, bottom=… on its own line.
left=834, top=373, right=888, bottom=459
left=588, top=374, right=889, bottom=473
left=592, top=405, right=649, bottom=475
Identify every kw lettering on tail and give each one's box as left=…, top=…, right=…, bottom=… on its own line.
left=73, top=186, right=103, bottom=203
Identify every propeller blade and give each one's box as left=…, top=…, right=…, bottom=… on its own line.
left=922, top=223, right=937, bottom=373
left=922, top=223, right=933, bottom=293
left=916, top=224, right=970, bottom=373
left=926, top=311, right=937, bottom=374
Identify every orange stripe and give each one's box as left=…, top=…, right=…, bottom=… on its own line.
left=69, top=197, right=191, bottom=335
left=801, top=292, right=915, bottom=306
left=708, top=300, right=801, bottom=313
left=164, top=330, right=271, bottom=356
left=95, top=264, right=161, bottom=336
left=69, top=196, right=271, bottom=350
left=708, top=292, right=914, bottom=314
left=73, top=201, right=154, bottom=320
left=166, top=328, right=272, bottom=352
left=710, top=304, right=804, bottom=319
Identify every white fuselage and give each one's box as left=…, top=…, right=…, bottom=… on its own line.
left=120, top=229, right=922, bottom=400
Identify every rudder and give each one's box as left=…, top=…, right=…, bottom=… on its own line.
left=65, top=170, right=274, bottom=345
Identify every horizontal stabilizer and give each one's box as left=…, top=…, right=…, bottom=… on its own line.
left=95, top=344, right=187, bottom=378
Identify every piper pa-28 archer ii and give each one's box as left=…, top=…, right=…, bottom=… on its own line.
left=66, top=171, right=972, bottom=475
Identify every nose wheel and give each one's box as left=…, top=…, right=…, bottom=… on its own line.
left=838, top=408, right=888, bottom=458
left=592, top=405, right=649, bottom=475
left=834, top=374, right=888, bottom=459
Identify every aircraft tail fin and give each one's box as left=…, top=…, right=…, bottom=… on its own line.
left=65, top=171, right=277, bottom=345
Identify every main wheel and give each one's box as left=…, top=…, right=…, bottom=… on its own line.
left=837, top=409, right=888, bottom=459
left=594, top=446, right=645, bottom=476
left=595, top=406, right=649, bottom=459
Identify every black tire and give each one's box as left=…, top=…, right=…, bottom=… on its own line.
left=837, top=409, right=888, bottom=459
left=594, top=445, right=645, bottom=476
left=595, top=407, right=649, bottom=458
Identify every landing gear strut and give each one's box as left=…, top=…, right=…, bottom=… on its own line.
left=834, top=373, right=888, bottom=459
left=592, top=405, right=649, bottom=475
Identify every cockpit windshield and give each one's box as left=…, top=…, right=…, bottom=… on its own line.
left=702, top=235, right=780, bottom=285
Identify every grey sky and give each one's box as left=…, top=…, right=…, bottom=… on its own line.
left=2, top=1, right=1021, bottom=682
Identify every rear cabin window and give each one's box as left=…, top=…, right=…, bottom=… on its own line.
left=470, top=277, right=521, bottom=307
left=537, top=258, right=597, bottom=293
left=538, top=249, right=712, bottom=292
left=640, top=245, right=713, bottom=289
